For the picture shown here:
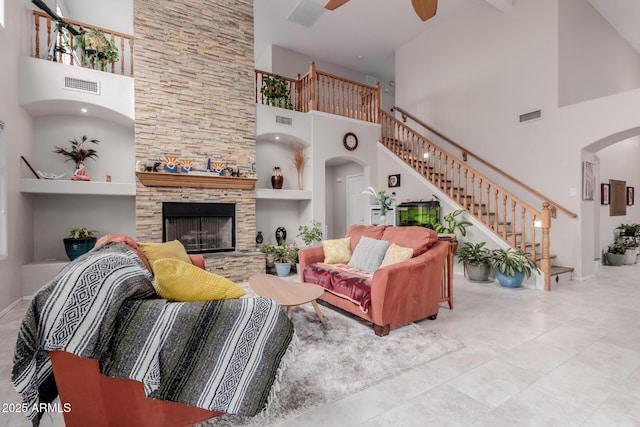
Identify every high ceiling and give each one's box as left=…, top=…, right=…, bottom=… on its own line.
left=255, top=0, right=640, bottom=84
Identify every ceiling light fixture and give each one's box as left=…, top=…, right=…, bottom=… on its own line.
left=81, top=108, right=88, bottom=113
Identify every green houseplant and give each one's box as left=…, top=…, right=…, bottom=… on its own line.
left=457, top=241, right=492, bottom=282
left=260, top=75, right=293, bottom=110
left=75, top=28, right=119, bottom=72
left=63, top=228, right=97, bottom=260
left=297, top=220, right=323, bottom=247
left=54, top=135, right=100, bottom=170
left=490, top=247, right=539, bottom=288
left=606, top=241, right=626, bottom=266
left=272, top=241, right=299, bottom=277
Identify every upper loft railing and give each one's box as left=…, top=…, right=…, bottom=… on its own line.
left=255, top=62, right=380, bottom=124
left=32, top=10, right=134, bottom=76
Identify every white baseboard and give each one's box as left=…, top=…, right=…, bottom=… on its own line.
left=0, top=298, right=25, bottom=318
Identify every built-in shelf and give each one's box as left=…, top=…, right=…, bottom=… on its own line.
left=136, top=172, right=258, bottom=190
left=21, top=178, right=136, bottom=196
left=255, top=188, right=313, bottom=200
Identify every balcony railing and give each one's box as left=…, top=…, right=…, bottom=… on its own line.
left=32, top=10, right=134, bottom=76
left=256, top=62, right=380, bottom=124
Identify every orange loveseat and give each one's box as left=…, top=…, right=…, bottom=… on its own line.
left=49, top=234, right=222, bottom=427
left=299, top=225, right=449, bottom=336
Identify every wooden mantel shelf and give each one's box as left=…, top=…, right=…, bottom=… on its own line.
left=135, top=172, right=258, bottom=190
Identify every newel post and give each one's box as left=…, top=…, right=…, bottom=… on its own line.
left=541, top=202, right=551, bottom=291
left=308, top=61, right=317, bottom=112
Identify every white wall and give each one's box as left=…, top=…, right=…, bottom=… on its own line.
left=395, top=0, right=640, bottom=279
left=559, top=0, right=640, bottom=107
left=64, top=0, right=133, bottom=34
left=0, top=0, right=35, bottom=310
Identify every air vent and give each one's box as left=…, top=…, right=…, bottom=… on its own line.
left=365, top=75, right=377, bottom=86
left=64, top=77, right=100, bottom=95
left=286, top=0, right=325, bottom=27
left=519, top=109, right=542, bottom=123
left=275, top=115, right=293, bottom=127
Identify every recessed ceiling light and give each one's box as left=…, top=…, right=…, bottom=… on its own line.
left=275, top=136, right=280, bottom=140
left=81, top=108, right=88, bottom=113
left=357, top=55, right=365, bottom=60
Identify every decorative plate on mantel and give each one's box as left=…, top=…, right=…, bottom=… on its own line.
left=135, top=172, right=257, bottom=190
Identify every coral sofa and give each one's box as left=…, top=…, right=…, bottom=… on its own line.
left=299, top=225, right=449, bottom=336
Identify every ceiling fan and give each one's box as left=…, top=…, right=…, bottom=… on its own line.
left=324, top=0, right=438, bottom=22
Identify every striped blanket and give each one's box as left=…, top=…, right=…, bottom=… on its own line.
left=12, top=243, right=295, bottom=425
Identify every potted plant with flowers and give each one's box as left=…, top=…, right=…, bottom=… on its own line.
left=362, top=186, right=396, bottom=224
left=272, top=241, right=299, bottom=277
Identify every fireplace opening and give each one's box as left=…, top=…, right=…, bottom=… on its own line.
left=162, top=202, right=235, bottom=253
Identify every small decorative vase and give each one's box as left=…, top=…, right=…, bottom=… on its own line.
left=274, top=262, right=292, bottom=277
left=256, top=231, right=264, bottom=245
left=296, top=170, right=302, bottom=190
left=271, top=167, right=283, bottom=189
left=275, top=227, right=286, bottom=245
left=379, top=215, right=386, bottom=225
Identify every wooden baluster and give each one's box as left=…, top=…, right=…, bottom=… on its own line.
left=35, top=14, right=41, bottom=58
left=46, top=18, right=52, bottom=58
left=510, top=200, right=517, bottom=247
left=502, top=194, right=508, bottom=240
left=520, top=207, right=526, bottom=252
left=493, top=188, right=499, bottom=232
left=485, top=184, right=491, bottom=227
left=530, top=213, right=537, bottom=261
left=470, top=174, right=476, bottom=216
left=541, top=202, right=551, bottom=291
left=463, top=169, right=469, bottom=209
left=120, top=37, right=125, bottom=75
left=130, top=38, right=134, bottom=77
left=309, top=62, right=317, bottom=111
left=477, top=178, right=484, bottom=222
left=110, top=34, right=116, bottom=73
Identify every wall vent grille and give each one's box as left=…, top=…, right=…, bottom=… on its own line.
left=365, top=75, right=377, bottom=86
left=519, top=109, right=542, bottom=123
left=275, top=115, right=293, bottom=126
left=64, top=77, right=100, bottom=95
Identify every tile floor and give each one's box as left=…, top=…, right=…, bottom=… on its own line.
left=1, top=264, right=639, bottom=426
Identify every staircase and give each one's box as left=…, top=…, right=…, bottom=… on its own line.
left=381, top=109, right=577, bottom=290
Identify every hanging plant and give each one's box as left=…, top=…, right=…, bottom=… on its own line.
left=75, top=28, right=119, bottom=72
left=260, top=75, right=293, bottom=110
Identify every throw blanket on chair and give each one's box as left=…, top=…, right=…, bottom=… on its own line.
left=12, top=243, right=295, bottom=425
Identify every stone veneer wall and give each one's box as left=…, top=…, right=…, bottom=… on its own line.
left=133, top=0, right=261, bottom=279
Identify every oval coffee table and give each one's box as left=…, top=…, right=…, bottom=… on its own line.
left=249, top=274, right=325, bottom=323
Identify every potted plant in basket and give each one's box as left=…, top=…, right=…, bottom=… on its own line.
left=272, top=241, right=299, bottom=277
left=490, top=247, right=540, bottom=288
left=457, top=241, right=492, bottom=282
left=75, top=28, right=120, bottom=72
left=297, top=220, right=323, bottom=247
left=605, top=241, right=626, bottom=266
left=64, top=227, right=97, bottom=260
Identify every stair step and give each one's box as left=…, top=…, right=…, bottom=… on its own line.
left=533, top=253, right=557, bottom=262
left=549, top=265, right=574, bottom=276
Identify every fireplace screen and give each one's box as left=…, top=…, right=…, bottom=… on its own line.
left=163, top=202, right=235, bottom=253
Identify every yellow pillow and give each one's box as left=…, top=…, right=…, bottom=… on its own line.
left=380, top=243, right=414, bottom=267
left=322, top=237, right=352, bottom=264
left=152, top=258, right=246, bottom=301
left=139, top=240, right=191, bottom=272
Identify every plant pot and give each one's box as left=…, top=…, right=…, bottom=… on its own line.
left=623, top=248, right=637, bottom=265
left=274, top=262, right=291, bottom=277
left=465, top=262, right=491, bottom=282
left=495, top=268, right=524, bottom=288
left=606, top=252, right=625, bottom=266
left=63, top=237, right=97, bottom=261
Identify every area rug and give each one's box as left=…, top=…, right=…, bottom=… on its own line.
left=198, top=287, right=464, bottom=426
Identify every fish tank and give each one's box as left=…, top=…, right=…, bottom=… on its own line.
left=396, top=201, right=440, bottom=229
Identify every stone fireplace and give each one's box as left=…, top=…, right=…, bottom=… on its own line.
left=163, top=202, right=235, bottom=253
left=133, top=0, right=262, bottom=282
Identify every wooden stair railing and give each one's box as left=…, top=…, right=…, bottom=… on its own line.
left=255, top=62, right=380, bottom=124
left=381, top=110, right=572, bottom=291
left=32, top=11, right=134, bottom=76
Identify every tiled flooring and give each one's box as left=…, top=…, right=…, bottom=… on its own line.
left=2, top=264, right=640, bottom=426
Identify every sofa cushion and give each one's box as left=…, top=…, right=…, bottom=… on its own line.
left=152, top=258, right=246, bottom=301
left=322, top=237, right=352, bottom=264
left=348, top=237, right=389, bottom=273
left=381, top=226, right=438, bottom=257
left=139, top=240, right=191, bottom=273
left=380, top=243, right=414, bottom=267
left=303, top=263, right=373, bottom=313
left=345, top=225, right=386, bottom=252
left=95, top=234, right=152, bottom=272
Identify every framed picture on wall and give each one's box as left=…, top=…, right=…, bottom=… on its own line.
left=582, top=162, right=596, bottom=200
left=627, top=187, right=635, bottom=206
left=388, top=174, right=401, bottom=188
left=601, top=183, right=610, bottom=205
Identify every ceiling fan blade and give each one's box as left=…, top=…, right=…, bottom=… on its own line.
left=325, top=0, right=350, bottom=10
left=411, top=0, right=438, bottom=21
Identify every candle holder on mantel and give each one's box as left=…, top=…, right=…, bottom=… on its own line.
left=271, top=167, right=283, bottom=189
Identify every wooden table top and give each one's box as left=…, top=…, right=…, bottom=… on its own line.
left=249, top=274, right=324, bottom=307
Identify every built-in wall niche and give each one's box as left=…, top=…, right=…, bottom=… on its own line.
left=609, top=179, right=626, bottom=216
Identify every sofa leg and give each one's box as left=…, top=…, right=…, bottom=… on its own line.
left=427, top=314, right=438, bottom=320
left=374, top=324, right=390, bottom=337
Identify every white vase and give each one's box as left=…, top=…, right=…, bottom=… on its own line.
left=379, top=215, right=386, bottom=225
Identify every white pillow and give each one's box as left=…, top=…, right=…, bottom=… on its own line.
left=348, top=236, right=389, bottom=273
